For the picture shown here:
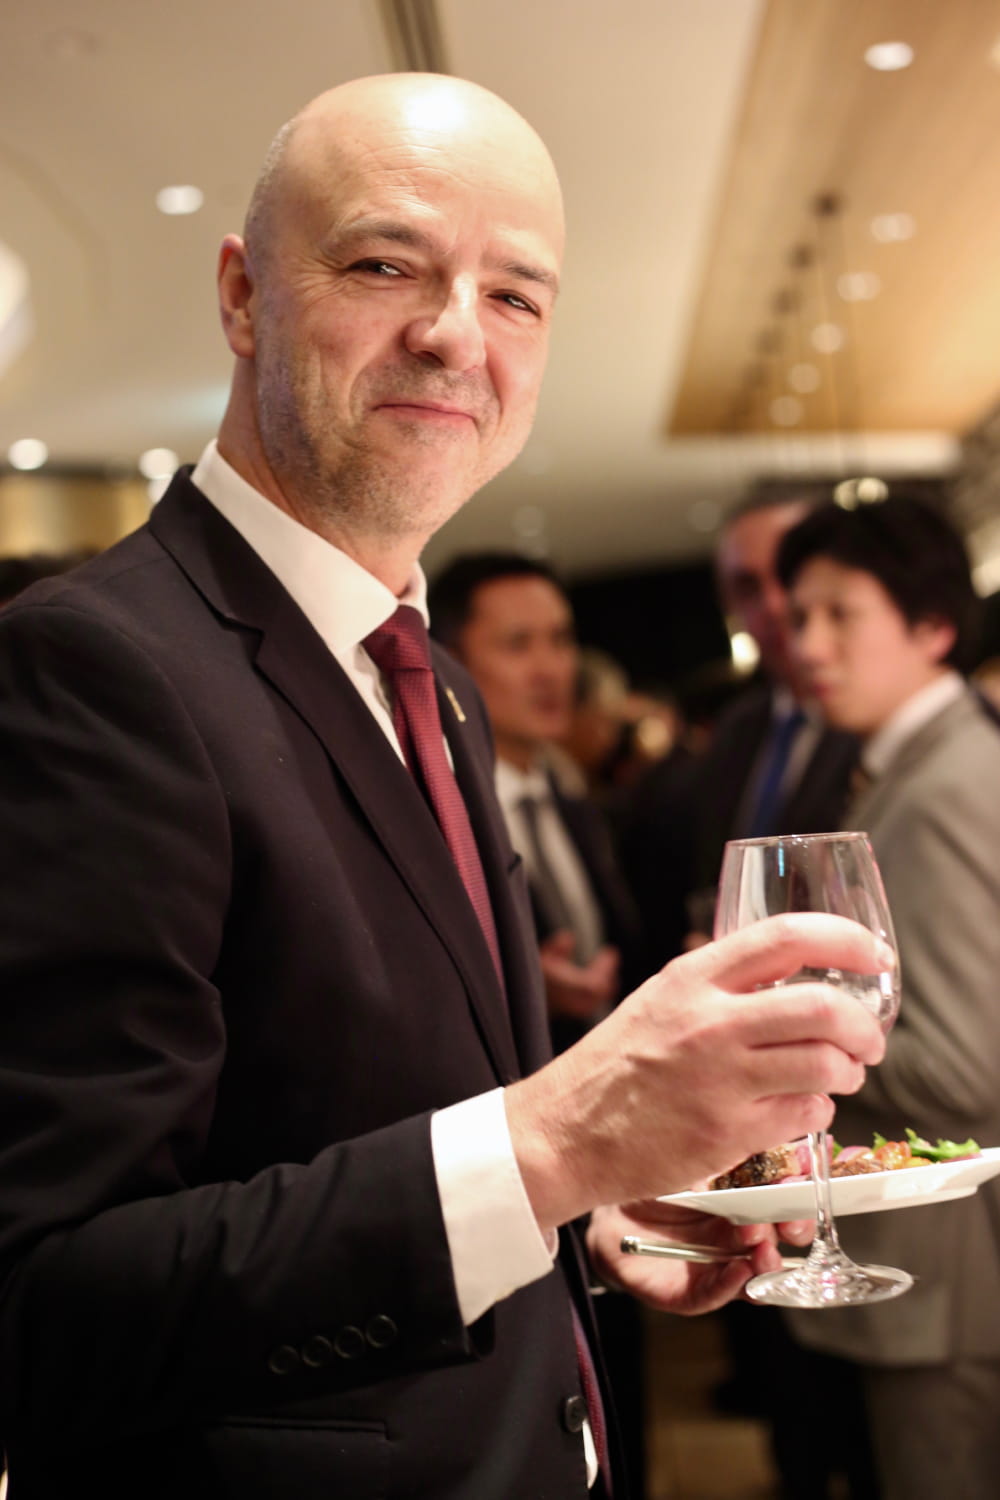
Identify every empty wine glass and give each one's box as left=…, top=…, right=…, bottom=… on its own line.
left=715, top=831, right=912, bottom=1308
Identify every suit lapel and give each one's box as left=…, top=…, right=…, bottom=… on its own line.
left=849, top=694, right=974, bottom=832
left=150, top=474, right=521, bottom=1084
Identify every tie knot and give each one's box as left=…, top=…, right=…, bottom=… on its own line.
left=364, top=604, right=432, bottom=675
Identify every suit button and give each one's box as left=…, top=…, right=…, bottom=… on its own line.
left=301, top=1335, right=333, bottom=1369
left=333, top=1325, right=367, bottom=1360
left=266, top=1344, right=300, bottom=1376
left=561, top=1394, right=587, bottom=1434
left=365, top=1314, right=397, bottom=1350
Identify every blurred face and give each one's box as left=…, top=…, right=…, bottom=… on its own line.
left=456, top=576, right=578, bottom=767
left=716, top=503, right=809, bottom=685
left=219, top=78, right=564, bottom=554
left=790, top=557, right=954, bottom=737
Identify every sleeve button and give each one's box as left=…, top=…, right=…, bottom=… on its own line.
left=333, top=1325, right=367, bottom=1360
left=561, top=1394, right=587, bottom=1433
left=266, top=1344, right=301, bottom=1376
left=365, top=1314, right=398, bottom=1349
left=301, top=1335, right=333, bottom=1369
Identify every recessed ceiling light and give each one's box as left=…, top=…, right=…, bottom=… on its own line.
left=138, top=446, right=179, bottom=479
left=811, top=322, right=845, bottom=355
left=864, top=41, right=914, bottom=72
left=7, top=438, right=48, bottom=470
left=770, top=396, right=802, bottom=427
left=156, top=185, right=204, bottom=216
left=147, top=476, right=171, bottom=504
left=837, top=271, right=881, bottom=302
left=788, top=362, right=821, bottom=394
left=730, top=631, right=760, bottom=675
left=834, top=476, right=889, bottom=509
left=871, top=212, right=916, bottom=243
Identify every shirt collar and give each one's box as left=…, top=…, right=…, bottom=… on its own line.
left=190, top=440, right=428, bottom=653
left=494, top=757, right=551, bottom=815
left=863, top=670, right=966, bottom=779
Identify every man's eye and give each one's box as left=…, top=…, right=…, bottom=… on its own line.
left=352, top=259, right=403, bottom=277
left=496, top=292, right=538, bottom=315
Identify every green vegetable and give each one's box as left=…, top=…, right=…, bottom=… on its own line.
left=903, top=1127, right=980, bottom=1162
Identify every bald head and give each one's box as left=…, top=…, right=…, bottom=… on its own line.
left=244, top=74, right=564, bottom=276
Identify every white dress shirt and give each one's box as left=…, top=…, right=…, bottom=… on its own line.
left=494, top=758, right=606, bottom=963
left=190, top=443, right=555, bottom=1325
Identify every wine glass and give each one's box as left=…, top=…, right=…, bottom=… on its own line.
left=714, top=831, right=913, bottom=1308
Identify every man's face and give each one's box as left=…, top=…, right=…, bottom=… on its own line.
left=789, top=557, right=953, bottom=736
left=234, top=89, right=563, bottom=547
left=456, top=576, right=578, bottom=764
left=716, top=503, right=809, bottom=685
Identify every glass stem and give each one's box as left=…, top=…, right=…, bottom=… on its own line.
left=806, top=1128, right=843, bottom=1261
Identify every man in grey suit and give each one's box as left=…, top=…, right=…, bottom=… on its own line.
left=779, top=494, right=1000, bottom=1500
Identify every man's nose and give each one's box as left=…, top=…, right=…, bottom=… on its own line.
left=404, top=277, right=486, bottom=371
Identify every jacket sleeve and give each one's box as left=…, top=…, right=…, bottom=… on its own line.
left=0, top=601, right=478, bottom=1444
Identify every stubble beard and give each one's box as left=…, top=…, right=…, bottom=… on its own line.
left=257, top=356, right=503, bottom=546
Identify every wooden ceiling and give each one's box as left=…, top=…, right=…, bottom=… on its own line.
left=668, top=0, right=1000, bottom=438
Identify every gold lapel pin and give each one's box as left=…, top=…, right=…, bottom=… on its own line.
left=445, top=687, right=466, bottom=723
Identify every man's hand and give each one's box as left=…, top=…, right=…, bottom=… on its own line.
left=539, top=932, right=619, bottom=1019
left=586, top=1201, right=813, bottom=1316
left=505, top=913, right=890, bottom=1231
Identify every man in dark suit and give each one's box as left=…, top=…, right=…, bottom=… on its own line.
left=428, top=553, right=644, bottom=1053
left=0, top=73, right=888, bottom=1499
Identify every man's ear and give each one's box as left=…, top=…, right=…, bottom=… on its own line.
left=218, top=235, right=256, bottom=359
left=914, top=614, right=957, bottom=666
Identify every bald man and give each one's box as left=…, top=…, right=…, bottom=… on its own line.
left=0, top=75, right=887, bottom=1499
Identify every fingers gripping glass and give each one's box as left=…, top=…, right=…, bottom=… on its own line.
left=715, top=832, right=913, bottom=1308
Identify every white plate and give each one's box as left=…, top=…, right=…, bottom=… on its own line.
left=660, top=1147, right=1000, bottom=1225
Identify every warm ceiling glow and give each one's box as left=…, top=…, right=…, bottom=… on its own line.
left=870, top=212, right=915, bottom=243
left=769, top=395, right=802, bottom=427
left=837, top=271, right=881, bottom=302
left=864, top=41, right=914, bottom=72
left=138, top=446, right=179, bottom=479
left=7, top=438, right=48, bottom=470
left=788, top=362, right=821, bottom=394
left=155, top=185, right=204, bottom=216
left=811, top=322, right=845, bottom=355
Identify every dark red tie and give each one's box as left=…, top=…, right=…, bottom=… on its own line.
left=363, top=605, right=504, bottom=985
left=365, top=605, right=610, bottom=1490
left=572, top=1303, right=613, bottom=1492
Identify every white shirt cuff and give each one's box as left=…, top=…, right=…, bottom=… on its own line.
left=431, top=1087, right=557, bottom=1326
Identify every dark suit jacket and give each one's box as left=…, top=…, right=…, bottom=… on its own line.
left=0, top=473, right=618, bottom=1498
left=691, top=682, right=858, bottom=900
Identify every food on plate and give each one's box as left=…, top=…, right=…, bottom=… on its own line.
left=710, top=1131, right=981, bottom=1190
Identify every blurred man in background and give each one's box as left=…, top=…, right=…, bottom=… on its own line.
left=429, top=553, right=643, bottom=1053
left=685, top=492, right=858, bottom=941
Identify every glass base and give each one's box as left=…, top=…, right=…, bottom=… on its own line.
left=745, top=1259, right=913, bottom=1309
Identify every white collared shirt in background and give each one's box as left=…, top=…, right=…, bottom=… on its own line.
left=495, top=758, right=605, bottom=964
